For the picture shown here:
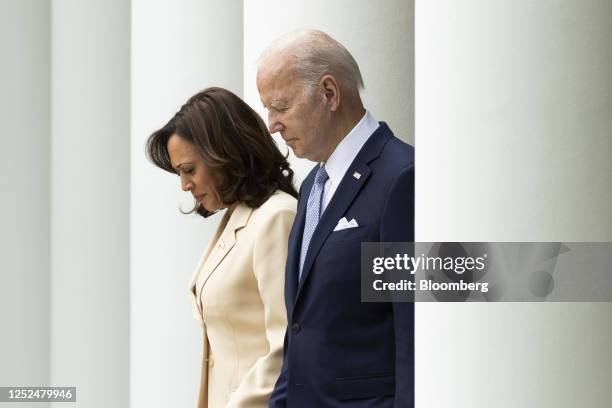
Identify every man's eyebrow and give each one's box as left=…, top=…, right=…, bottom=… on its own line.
left=270, top=100, right=288, bottom=109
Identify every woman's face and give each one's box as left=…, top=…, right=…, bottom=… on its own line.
left=167, top=134, right=222, bottom=213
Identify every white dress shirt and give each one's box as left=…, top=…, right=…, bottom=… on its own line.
left=320, top=110, right=379, bottom=214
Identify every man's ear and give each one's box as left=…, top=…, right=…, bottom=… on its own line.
left=319, top=74, right=340, bottom=111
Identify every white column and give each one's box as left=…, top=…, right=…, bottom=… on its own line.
left=243, top=0, right=414, bottom=184
left=0, top=1, right=50, bottom=401
left=416, top=1, right=612, bottom=407
left=50, top=1, right=130, bottom=407
left=130, top=1, right=243, bottom=407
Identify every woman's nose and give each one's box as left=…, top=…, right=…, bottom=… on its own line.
left=180, top=176, right=192, bottom=192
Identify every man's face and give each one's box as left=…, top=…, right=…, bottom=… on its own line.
left=257, top=55, right=331, bottom=162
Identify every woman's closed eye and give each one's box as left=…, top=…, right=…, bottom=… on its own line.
left=176, top=167, right=194, bottom=176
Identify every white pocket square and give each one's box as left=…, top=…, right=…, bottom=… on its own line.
left=333, top=217, right=359, bottom=231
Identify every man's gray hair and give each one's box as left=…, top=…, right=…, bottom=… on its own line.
left=259, top=29, right=364, bottom=96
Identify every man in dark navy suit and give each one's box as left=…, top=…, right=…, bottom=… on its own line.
left=257, top=29, right=414, bottom=408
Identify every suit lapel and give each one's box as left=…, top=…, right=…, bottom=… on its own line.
left=191, top=203, right=253, bottom=301
left=295, top=123, right=392, bottom=303
left=295, top=164, right=371, bottom=299
left=188, top=212, right=228, bottom=293
left=187, top=211, right=228, bottom=322
left=285, top=172, right=314, bottom=307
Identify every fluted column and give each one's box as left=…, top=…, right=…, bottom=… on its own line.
left=50, top=0, right=130, bottom=407
left=130, top=1, right=243, bottom=407
left=0, top=2, right=50, bottom=403
left=416, top=1, right=612, bottom=407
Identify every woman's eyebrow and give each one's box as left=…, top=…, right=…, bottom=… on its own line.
left=173, top=162, right=191, bottom=172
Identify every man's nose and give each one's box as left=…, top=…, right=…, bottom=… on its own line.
left=267, top=112, right=284, bottom=134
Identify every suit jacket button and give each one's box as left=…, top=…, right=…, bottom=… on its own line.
left=291, top=322, right=301, bottom=334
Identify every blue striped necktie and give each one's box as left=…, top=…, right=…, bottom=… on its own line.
left=299, top=165, right=329, bottom=279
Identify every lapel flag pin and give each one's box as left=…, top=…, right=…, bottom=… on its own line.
left=353, top=172, right=361, bottom=180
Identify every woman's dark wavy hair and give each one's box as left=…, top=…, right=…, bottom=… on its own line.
left=146, top=87, right=297, bottom=218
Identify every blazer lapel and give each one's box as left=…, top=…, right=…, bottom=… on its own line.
left=187, top=211, right=229, bottom=323
left=285, top=174, right=313, bottom=307
left=295, top=123, right=392, bottom=302
left=190, top=203, right=253, bottom=307
left=188, top=212, right=228, bottom=292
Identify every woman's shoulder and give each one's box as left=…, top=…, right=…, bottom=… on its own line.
left=251, top=190, right=297, bottom=221
left=261, top=190, right=297, bottom=211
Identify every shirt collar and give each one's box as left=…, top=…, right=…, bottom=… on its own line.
left=322, top=110, right=379, bottom=186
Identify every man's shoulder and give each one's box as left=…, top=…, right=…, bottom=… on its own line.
left=377, top=127, right=414, bottom=170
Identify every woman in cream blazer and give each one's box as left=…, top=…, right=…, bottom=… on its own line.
left=189, top=191, right=295, bottom=407
left=146, top=87, right=297, bottom=407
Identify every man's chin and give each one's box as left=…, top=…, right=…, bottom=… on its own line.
left=286, top=143, right=303, bottom=158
